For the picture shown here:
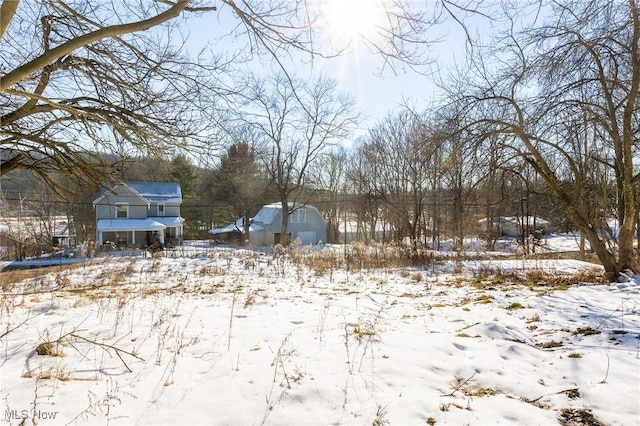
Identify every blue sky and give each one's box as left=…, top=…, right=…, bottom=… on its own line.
left=182, top=2, right=487, bottom=139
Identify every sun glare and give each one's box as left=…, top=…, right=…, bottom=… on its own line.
left=321, top=0, right=386, bottom=47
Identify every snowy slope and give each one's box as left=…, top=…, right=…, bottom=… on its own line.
left=1, top=244, right=638, bottom=425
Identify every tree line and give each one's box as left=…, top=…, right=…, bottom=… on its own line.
left=1, top=0, right=638, bottom=278
left=0, top=114, right=598, bottom=257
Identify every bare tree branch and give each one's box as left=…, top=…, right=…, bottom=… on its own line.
left=0, top=0, right=20, bottom=41
left=1, top=0, right=194, bottom=91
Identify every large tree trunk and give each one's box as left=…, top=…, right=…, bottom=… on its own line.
left=279, top=200, right=290, bottom=245
left=581, top=226, right=620, bottom=280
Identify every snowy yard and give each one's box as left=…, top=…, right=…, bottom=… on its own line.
left=1, top=242, right=639, bottom=425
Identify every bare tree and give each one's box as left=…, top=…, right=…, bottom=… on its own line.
left=219, top=0, right=446, bottom=73
left=239, top=73, right=357, bottom=244
left=451, top=0, right=640, bottom=277
left=432, top=109, right=481, bottom=251
left=1, top=0, right=223, bottom=191
left=358, top=109, right=432, bottom=253
left=1, top=0, right=465, bottom=193
left=309, top=148, right=348, bottom=243
left=346, top=142, right=385, bottom=243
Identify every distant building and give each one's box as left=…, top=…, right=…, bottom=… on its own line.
left=0, top=215, right=73, bottom=260
left=93, top=182, right=184, bottom=247
left=478, top=216, right=549, bottom=238
left=335, top=219, right=387, bottom=244
left=209, top=203, right=327, bottom=246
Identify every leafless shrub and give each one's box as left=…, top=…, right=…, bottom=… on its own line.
left=305, top=253, right=338, bottom=277
left=411, top=272, right=423, bottom=282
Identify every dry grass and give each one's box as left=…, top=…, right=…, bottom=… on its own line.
left=526, top=313, right=541, bottom=323
left=23, top=366, right=71, bottom=381
left=474, top=294, right=493, bottom=304
left=536, top=340, right=564, bottom=349
left=524, top=268, right=607, bottom=287
left=35, top=341, right=64, bottom=357
left=558, top=408, right=605, bottom=426
left=506, top=302, right=525, bottom=310
left=574, top=327, right=601, bottom=336
left=1, top=263, right=87, bottom=291
left=352, top=319, right=382, bottom=343
left=300, top=243, right=440, bottom=275
left=470, top=266, right=606, bottom=293
left=468, top=387, right=499, bottom=397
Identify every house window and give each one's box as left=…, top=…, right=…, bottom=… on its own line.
left=290, top=208, right=307, bottom=223
left=115, top=232, right=128, bottom=246
left=116, top=203, right=128, bottom=218
left=158, top=203, right=165, bottom=217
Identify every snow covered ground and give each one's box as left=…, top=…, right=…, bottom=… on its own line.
left=1, top=239, right=638, bottom=425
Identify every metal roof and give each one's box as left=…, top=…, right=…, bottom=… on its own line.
left=96, top=218, right=166, bottom=231
left=93, top=182, right=182, bottom=205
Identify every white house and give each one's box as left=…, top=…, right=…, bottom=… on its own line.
left=478, top=216, right=549, bottom=238
left=336, top=218, right=388, bottom=244
left=93, top=182, right=184, bottom=247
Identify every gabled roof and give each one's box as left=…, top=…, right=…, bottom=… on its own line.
left=93, top=182, right=182, bottom=205
left=127, top=182, right=182, bottom=203
left=252, top=203, right=282, bottom=225
left=251, top=202, right=312, bottom=225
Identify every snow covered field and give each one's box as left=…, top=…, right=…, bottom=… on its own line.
left=1, top=241, right=639, bottom=425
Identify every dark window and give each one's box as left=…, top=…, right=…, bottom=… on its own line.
left=116, top=203, right=128, bottom=218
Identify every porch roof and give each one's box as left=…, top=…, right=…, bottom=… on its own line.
left=97, top=218, right=166, bottom=232
left=150, top=216, right=185, bottom=227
